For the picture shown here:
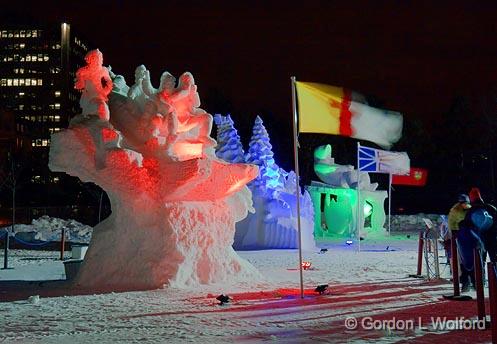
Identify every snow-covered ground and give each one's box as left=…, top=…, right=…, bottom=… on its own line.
left=1, top=235, right=489, bottom=344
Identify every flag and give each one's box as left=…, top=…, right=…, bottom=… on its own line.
left=295, top=81, right=403, bottom=149
left=392, top=167, right=428, bottom=186
left=358, top=145, right=410, bottom=175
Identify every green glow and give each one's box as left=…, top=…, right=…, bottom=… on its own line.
left=364, top=202, right=373, bottom=217
left=314, top=144, right=332, bottom=160
left=315, top=164, right=337, bottom=174
left=307, top=185, right=387, bottom=238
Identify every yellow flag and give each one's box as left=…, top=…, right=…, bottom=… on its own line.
left=295, top=81, right=403, bottom=149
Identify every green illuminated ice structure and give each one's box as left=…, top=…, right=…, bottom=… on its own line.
left=307, top=145, right=387, bottom=238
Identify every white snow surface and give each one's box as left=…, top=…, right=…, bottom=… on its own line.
left=0, top=235, right=465, bottom=343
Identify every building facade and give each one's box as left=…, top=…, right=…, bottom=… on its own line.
left=0, top=23, right=90, bottom=182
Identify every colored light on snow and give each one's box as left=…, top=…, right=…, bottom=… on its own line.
left=302, top=261, right=312, bottom=270
left=363, top=202, right=373, bottom=217
left=173, top=142, right=203, bottom=159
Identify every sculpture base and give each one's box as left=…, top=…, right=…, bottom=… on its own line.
left=73, top=199, right=261, bottom=291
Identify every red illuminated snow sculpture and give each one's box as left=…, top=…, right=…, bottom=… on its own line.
left=49, top=50, right=261, bottom=291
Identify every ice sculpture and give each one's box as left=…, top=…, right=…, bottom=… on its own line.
left=308, top=145, right=387, bottom=238
left=223, top=116, right=316, bottom=250
left=49, top=50, right=261, bottom=291
left=314, top=144, right=377, bottom=191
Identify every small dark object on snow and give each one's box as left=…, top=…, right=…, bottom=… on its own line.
left=216, top=294, right=231, bottom=305
left=360, top=237, right=364, bottom=241
left=386, top=246, right=389, bottom=251
left=320, top=248, right=328, bottom=253
left=315, top=284, right=329, bottom=295
left=407, top=234, right=411, bottom=239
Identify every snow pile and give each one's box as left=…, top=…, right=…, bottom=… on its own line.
left=48, top=50, right=261, bottom=291
left=13, top=216, right=93, bottom=243
left=214, top=115, right=316, bottom=251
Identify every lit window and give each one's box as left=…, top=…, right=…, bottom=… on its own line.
left=26, top=31, right=31, bottom=38
left=18, top=105, right=24, bottom=110
left=19, top=68, right=24, bottom=74
left=55, top=91, right=61, bottom=97
left=37, top=79, right=43, bottom=86
left=25, top=55, right=31, bottom=62
left=54, top=103, right=60, bottom=109
left=7, top=79, right=12, bottom=86
left=32, top=30, right=37, bottom=38
left=19, top=92, right=24, bottom=96
left=43, top=55, right=49, bottom=62
left=26, top=79, right=31, bottom=86
left=54, top=115, right=60, bottom=121
left=19, top=43, right=25, bottom=48
left=0, top=79, right=6, bottom=86
left=19, top=79, right=24, bottom=86
left=13, top=79, right=18, bottom=86
left=20, top=30, right=25, bottom=38
left=14, top=31, right=19, bottom=38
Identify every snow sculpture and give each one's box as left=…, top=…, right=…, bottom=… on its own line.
left=308, top=145, right=387, bottom=238
left=213, top=114, right=245, bottom=163
left=74, top=49, right=113, bottom=121
left=245, top=116, right=284, bottom=190
left=49, top=50, right=261, bottom=291
left=225, top=116, right=316, bottom=250
left=314, top=144, right=377, bottom=191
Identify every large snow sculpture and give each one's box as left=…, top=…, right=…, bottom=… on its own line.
left=224, top=116, right=316, bottom=250
left=308, top=145, right=387, bottom=239
left=49, top=50, right=261, bottom=291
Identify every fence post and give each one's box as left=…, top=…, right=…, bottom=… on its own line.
left=60, top=228, right=65, bottom=260
left=2, top=229, right=8, bottom=269
left=487, top=262, right=497, bottom=342
left=451, top=231, right=460, bottom=296
left=474, top=248, right=485, bottom=323
left=417, top=231, right=424, bottom=276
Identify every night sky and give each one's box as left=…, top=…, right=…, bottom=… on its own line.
left=3, top=1, right=497, bottom=211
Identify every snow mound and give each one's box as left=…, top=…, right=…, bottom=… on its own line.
left=12, top=216, right=93, bottom=243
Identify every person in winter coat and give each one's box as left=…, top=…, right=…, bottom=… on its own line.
left=448, top=194, right=471, bottom=290
left=445, top=195, right=469, bottom=262
left=458, top=187, right=497, bottom=292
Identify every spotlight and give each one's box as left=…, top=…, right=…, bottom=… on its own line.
left=216, top=294, right=231, bottom=305
left=346, top=240, right=353, bottom=245
left=302, top=261, right=312, bottom=270
left=315, top=284, right=329, bottom=295
left=320, top=248, right=328, bottom=254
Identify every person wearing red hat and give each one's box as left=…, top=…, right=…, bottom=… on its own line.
left=458, top=187, right=497, bottom=292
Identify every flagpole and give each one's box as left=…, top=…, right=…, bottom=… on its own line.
left=357, top=142, right=361, bottom=252
left=291, top=76, right=304, bottom=299
left=388, top=173, right=392, bottom=236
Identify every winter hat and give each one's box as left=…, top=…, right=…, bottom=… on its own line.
left=458, top=194, right=470, bottom=203
left=469, top=187, right=483, bottom=203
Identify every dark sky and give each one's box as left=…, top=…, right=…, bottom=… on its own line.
left=4, top=1, right=497, bottom=162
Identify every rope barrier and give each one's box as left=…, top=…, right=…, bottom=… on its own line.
left=12, top=236, right=53, bottom=247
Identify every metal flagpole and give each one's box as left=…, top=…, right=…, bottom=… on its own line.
left=388, top=173, right=392, bottom=236
left=357, top=142, right=361, bottom=252
left=291, top=76, right=305, bottom=299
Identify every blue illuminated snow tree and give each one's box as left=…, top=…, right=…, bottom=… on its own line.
left=245, top=116, right=283, bottom=190
left=213, top=114, right=245, bottom=163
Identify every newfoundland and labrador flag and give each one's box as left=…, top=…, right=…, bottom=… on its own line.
left=295, top=81, right=403, bottom=149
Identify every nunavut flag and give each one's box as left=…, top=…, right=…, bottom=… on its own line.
left=295, top=82, right=403, bottom=149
